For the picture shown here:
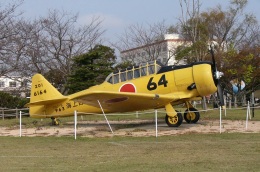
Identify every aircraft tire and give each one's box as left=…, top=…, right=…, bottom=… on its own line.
left=165, top=111, right=183, bottom=127
left=184, top=108, right=200, bottom=123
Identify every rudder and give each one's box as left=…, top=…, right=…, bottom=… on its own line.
left=30, top=74, right=64, bottom=103
left=27, top=74, right=67, bottom=118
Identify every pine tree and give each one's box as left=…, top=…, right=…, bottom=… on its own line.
left=66, top=45, right=116, bottom=94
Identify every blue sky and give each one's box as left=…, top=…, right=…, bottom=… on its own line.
left=3, top=0, right=260, bottom=43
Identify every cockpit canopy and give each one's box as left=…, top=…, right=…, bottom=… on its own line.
left=105, top=61, right=162, bottom=84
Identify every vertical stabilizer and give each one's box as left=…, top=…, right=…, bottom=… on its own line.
left=29, top=74, right=66, bottom=104
left=28, top=74, right=67, bottom=118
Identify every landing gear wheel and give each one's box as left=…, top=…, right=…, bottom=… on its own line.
left=165, top=111, right=183, bottom=127
left=184, top=108, right=200, bottom=123
left=51, top=118, right=60, bottom=126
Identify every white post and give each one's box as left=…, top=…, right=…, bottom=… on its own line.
left=136, top=111, right=139, bottom=118
left=19, top=111, right=22, bottom=137
left=74, top=110, right=77, bottom=140
left=246, top=101, right=249, bottom=130
left=155, top=110, right=158, bottom=138
left=229, top=98, right=232, bottom=109
left=248, top=101, right=251, bottom=120
left=224, top=95, right=227, bottom=117
left=219, top=106, right=222, bottom=134
left=252, top=92, right=255, bottom=118
left=97, top=100, right=114, bottom=135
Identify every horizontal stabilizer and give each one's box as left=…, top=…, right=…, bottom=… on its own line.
left=26, top=97, right=68, bottom=107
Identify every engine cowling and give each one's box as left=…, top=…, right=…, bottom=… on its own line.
left=192, top=62, right=217, bottom=97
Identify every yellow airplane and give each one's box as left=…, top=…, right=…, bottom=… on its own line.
left=27, top=52, right=224, bottom=127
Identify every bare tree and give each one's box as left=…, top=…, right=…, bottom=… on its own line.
left=39, top=10, right=104, bottom=73
left=21, top=10, right=105, bottom=93
left=21, top=20, right=46, bottom=74
left=0, top=1, right=105, bottom=94
left=0, top=1, right=23, bottom=76
left=116, top=21, right=175, bottom=65
left=177, top=0, right=208, bottom=62
left=176, top=0, right=259, bottom=63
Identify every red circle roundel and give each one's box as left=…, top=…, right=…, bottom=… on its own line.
left=119, top=83, right=136, bottom=93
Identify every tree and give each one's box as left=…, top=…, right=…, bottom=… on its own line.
left=116, top=21, right=175, bottom=64
left=15, top=10, right=105, bottom=94
left=222, top=46, right=260, bottom=95
left=0, top=91, right=29, bottom=108
left=0, top=1, right=24, bottom=76
left=66, top=45, right=116, bottom=94
left=39, top=10, right=104, bottom=93
left=177, top=0, right=206, bottom=62
left=0, top=1, right=106, bottom=96
left=176, top=0, right=256, bottom=63
left=113, top=61, right=134, bottom=71
left=176, top=0, right=260, bottom=106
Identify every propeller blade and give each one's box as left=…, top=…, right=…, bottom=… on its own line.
left=217, top=84, right=224, bottom=106
left=209, top=44, right=224, bottom=107
left=209, top=45, right=216, bottom=73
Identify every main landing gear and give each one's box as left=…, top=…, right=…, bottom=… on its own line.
left=165, top=102, right=200, bottom=127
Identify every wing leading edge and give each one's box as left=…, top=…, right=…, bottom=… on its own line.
left=71, top=91, right=190, bottom=113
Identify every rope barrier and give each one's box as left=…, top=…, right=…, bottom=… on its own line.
left=2, top=104, right=258, bottom=119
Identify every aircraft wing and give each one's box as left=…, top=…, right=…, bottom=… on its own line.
left=71, top=91, right=185, bottom=112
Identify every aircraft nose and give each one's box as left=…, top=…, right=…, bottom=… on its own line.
left=192, top=63, right=217, bottom=96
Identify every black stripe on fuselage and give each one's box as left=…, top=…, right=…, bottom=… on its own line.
left=157, top=61, right=212, bottom=74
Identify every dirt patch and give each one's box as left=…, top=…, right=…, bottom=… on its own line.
left=0, top=119, right=259, bottom=137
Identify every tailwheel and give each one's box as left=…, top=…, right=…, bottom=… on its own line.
left=184, top=108, right=200, bottom=123
left=51, top=117, right=60, bottom=126
left=165, top=111, right=183, bottom=127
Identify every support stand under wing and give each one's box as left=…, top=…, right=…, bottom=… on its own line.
left=97, top=100, right=114, bottom=135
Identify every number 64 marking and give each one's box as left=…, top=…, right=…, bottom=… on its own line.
left=147, top=74, right=168, bottom=91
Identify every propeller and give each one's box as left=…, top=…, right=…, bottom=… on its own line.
left=209, top=45, right=224, bottom=106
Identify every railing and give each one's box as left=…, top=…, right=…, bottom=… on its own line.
left=0, top=108, right=29, bottom=120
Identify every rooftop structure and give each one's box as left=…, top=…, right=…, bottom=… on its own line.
left=120, top=34, right=187, bottom=66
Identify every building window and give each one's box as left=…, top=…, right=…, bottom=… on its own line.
left=0, top=82, right=5, bottom=87
left=9, top=81, right=16, bottom=87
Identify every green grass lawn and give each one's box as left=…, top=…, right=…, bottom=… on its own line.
left=0, top=134, right=259, bottom=172
left=0, top=107, right=259, bottom=171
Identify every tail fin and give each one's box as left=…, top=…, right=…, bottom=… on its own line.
left=28, top=74, right=67, bottom=106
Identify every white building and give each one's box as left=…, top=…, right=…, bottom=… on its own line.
left=120, top=34, right=187, bottom=66
left=0, top=76, right=30, bottom=97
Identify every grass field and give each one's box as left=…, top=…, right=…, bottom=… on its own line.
left=0, top=107, right=259, bottom=171
left=0, top=134, right=259, bottom=172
